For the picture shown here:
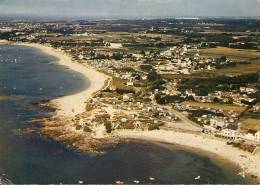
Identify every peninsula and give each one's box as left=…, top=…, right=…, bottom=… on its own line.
left=1, top=18, right=260, bottom=182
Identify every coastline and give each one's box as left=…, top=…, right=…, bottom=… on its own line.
left=17, top=43, right=109, bottom=117
left=12, top=42, right=115, bottom=153
left=2, top=41, right=259, bottom=181
left=0, top=40, right=10, bottom=45
left=116, top=130, right=260, bottom=181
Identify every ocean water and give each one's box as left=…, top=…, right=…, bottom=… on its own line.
left=0, top=45, right=254, bottom=184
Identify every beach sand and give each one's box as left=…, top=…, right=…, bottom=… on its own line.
left=116, top=130, right=260, bottom=181
left=9, top=42, right=259, bottom=181
left=18, top=43, right=108, bottom=117
left=0, top=40, right=9, bottom=45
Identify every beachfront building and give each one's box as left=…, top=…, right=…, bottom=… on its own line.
left=216, top=124, right=239, bottom=140
left=210, top=117, right=226, bottom=129
left=203, top=124, right=217, bottom=134
left=256, top=131, right=260, bottom=142
left=240, top=130, right=260, bottom=142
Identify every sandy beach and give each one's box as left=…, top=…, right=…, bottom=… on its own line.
left=4, top=42, right=259, bottom=181
left=0, top=40, right=9, bottom=45
left=116, top=130, right=260, bottom=180
left=18, top=43, right=108, bottom=117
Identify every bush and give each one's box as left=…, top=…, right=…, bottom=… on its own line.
left=75, top=125, right=82, bottom=130
left=112, top=52, right=124, bottom=60
left=83, top=126, right=92, bottom=132
left=147, top=71, right=161, bottom=81
left=140, top=64, right=153, bottom=72
left=148, top=125, right=160, bottom=131
left=104, top=122, right=112, bottom=133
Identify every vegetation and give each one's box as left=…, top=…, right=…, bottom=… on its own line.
left=178, top=72, right=259, bottom=95
left=105, top=122, right=113, bottom=133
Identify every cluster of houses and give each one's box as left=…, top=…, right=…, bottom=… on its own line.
left=152, top=45, right=238, bottom=75
left=182, top=87, right=258, bottom=106
left=203, top=118, right=260, bottom=143
left=3, top=21, right=259, bottom=146
left=71, top=86, right=181, bottom=135
left=252, top=104, right=260, bottom=113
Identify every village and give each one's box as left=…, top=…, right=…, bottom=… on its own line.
left=1, top=19, right=260, bottom=152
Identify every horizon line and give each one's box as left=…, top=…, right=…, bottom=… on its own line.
left=1, top=14, right=260, bottom=22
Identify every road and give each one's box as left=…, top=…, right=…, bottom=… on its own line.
left=170, top=108, right=202, bottom=131
left=156, top=103, right=202, bottom=132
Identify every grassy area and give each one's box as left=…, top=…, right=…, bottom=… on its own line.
left=240, top=118, right=260, bottom=131
left=200, top=47, right=260, bottom=76
left=240, top=107, right=260, bottom=131
left=211, top=60, right=260, bottom=76
left=180, top=101, right=247, bottom=113
left=200, top=47, right=260, bottom=60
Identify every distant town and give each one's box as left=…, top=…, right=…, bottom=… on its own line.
left=1, top=18, right=260, bottom=154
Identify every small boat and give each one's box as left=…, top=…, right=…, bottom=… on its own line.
left=78, top=180, right=84, bottom=184
left=194, top=176, right=201, bottom=180
left=149, top=177, right=155, bottom=181
left=115, top=180, right=124, bottom=184
left=133, top=180, right=140, bottom=184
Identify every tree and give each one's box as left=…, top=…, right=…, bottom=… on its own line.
left=112, top=52, right=124, bottom=60
left=140, top=50, right=146, bottom=56
left=147, top=71, right=160, bottom=81
left=219, top=56, right=227, bottom=62
left=105, top=122, right=112, bottom=133
left=140, top=64, right=153, bottom=72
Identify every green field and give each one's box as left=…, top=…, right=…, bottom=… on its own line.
left=200, top=47, right=260, bottom=76
left=181, top=101, right=247, bottom=113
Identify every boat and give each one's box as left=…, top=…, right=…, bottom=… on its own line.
left=133, top=180, right=140, bottom=184
left=149, top=177, right=155, bottom=181
left=194, top=176, right=201, bottom=180
left=78, top=180, right=84, bottom=184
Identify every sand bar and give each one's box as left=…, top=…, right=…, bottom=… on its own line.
left=116, top=129, right=260, bottom=180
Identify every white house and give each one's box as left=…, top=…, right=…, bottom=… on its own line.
left=241, top=130, right=260, bottom=142
left=123, top=94, right=130, bottom=102
left=203, top=125, right=217, bottom=133
left=217, top=124, right=238, bottom=139
left=210, top=117, right=226, bottom=129
left=255, top=131, right=260, bottom=142
left=127, top=81, right=134, bottom=86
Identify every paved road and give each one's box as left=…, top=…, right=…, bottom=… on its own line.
left=151, top=97, right=202, bottom=131
left=156, top=103, right=202, bottom=132
left=170, top=108, right=202, bottom=131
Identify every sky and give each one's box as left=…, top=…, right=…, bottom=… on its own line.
left=0, top=0, right=260, bottom=18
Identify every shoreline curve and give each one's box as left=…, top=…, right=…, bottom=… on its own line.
left=116, top=129, right=260, bottom=181
left=18, top=43, right=109, bottom=117
left=2, top=41, right=259, bottom=182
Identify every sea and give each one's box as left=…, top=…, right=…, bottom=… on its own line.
left=0, top=44, right=255, bottom=184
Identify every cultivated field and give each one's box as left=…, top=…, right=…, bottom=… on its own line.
left=200, top=47, right=260, bottom=76
left=240, top=118, right=260, bottom=131
left=180, top=101, right=247, bottom=113
left=200, top=47, right=260, bottom=59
